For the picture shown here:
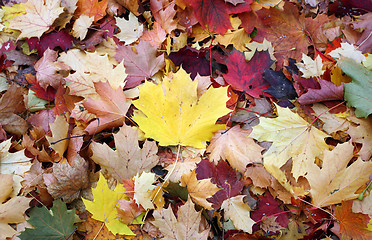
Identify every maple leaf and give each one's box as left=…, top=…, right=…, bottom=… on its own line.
left=334, top=201, right=372, bottom=240
left=83, top=173, right=137, bottom=235
left=45, top=114, right=69, bottom=158
left=196, top=160, right=244, bottom=208
left=295, top=54, right=325, bottom=78
left=133, top=67, right=230, bottom=148
left=43, top=156, right=89, bottom=203
left=306, top=142, right=372, bottom=207
left=221, top=195, right=255, bottom=234
left=28, top=30, right=74, bottom=56
left=339, top=57, right=372, bottom=118
left=152, top=197, right=209, bottom=240
left=76, top=0, right=108, bottom=22
left=133, top=171, right=156, bottom=210
left=329, top=43, right=365, bottom=63
left=180, top=169, right=220, bottom=210
left=83, top=81, right=131, bottom=134
left=114, top=40, right=165, bottom=88
left=0, top=138, right=32, bottom=176
left=223, top=50, right=274, bottom=98
left=245, top=2, right=330, bottom=68
left=263, top=69, right=298, bottom=100
left=297, top=78, right=344, bottom=105
left=251, top=104, right=330, bottom=182
left=186, top=0, right=252, bottom=34
left=90, top=124, right=159, bottom=181
left=58, top=49, right=127, bottom=98
left=0, top=174, right=30, bottom=239
left=0, top=84, right=28, bottom=136
left=251, top=192, right=289, bottom=230
left=34, top=48, right=69, bottom=90
left=116, top=199, right=144, bottom=225
left=72, top=15, right=94, bottom=40
left=150, top=0, right=178, bottom=34
left=7, top=0, right=64, bottom=39
left=207, top=125, right=263, bottom=173
left=141, top=22, right=167, bottom=47
left=115, top=13, right=143, bottom=45
left=19, top=199, right=76, bottom=239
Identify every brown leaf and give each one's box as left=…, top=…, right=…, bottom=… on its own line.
left=116, top=199, right=144, bottom=225
left=43, top=156, right=89, bottom=203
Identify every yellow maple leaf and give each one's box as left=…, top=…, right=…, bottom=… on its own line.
left=251, top=105, right=330, bottom=183
left=7, top=0, right=64, bottom=39
left=132, top=67, right=231, bottom=148
left=307, top=142, right=372, bottom=207
left=83, top=173, right=141, bottom=235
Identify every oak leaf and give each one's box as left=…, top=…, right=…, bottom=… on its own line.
left=180, top=170, right=220, bottom=210
left=114, top=40, right=165, bottom=88
left=306, top=142, right=372, bottom=207
left=207, top=125, right=263, bottom=173
left=334, top=201, right=372, bottom=240
left=8, top=0, right=64, bottom=39
left=152, top=197, right=209, bottom=240
left=83, top=173, right=136, bottom=235
left=221, top=195, right=255, bottom=234
left=133, top=67, right=230, bottom=148
left=83, top=81, right=131, bottom=134
left=90, top=124, right=159, bottom=181
left=251, top=105, right=330, bottom=182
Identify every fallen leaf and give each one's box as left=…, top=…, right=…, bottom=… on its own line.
left=221, top=195, right=255, bottom=234
left=90, top=124, right=159, bottom=181
left=180, top=169, right=220, bottom=210
left=223, top=50, right=274, bottom=98
left=132, top=67, right=230, bottom=148
left=43, top=156, right=89, bottom=203
left=114, top=40, right=165, bottom=88
left=306, top=142, right=372, bottom=207
left=115, top=13, right=143, bottom=45
left=297, top=78, right=344, bottom=105
left=207, top=125, right=263, bottom=173
left=19, top=199, right=76, bottom=239
left=133, top=171, right=156, bottom=210
left=7, top=0, right=64, bottom=39
left=296, top=54, right=325, bottom=78
left=329, top=43, right=365, bottom=63
left=83, top=173, right=136, bottom=235
left=83, top=81, right=131, bottom=134
left=0, top=138, right=32, bottom=176
left=251, top=104, right=330, bottom=194
left=334, top=201, right=372, bottom=240
left=72, top=14, right=94, bottom=40
left=45, top=114, right=69, bottom=158
left=152, top=197, right=209, bottom=240
left=76, top=0, right=108, bottom=22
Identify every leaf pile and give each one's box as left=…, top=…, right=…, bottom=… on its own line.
left=0, top=0, right=371, bottom=239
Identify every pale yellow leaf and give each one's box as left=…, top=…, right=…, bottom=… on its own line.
left=115, top=13, right=143, bottom=45
left=72, top=15, right=94, bottom=40
left=134, top=172, right=156, bottom=210
left=296, top=54, right=325, bottom=78
left=221, top=195, right=255, bottom=234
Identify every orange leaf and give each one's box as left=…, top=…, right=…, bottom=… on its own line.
left=76, top=0, right=108, bottom=22
left=335, top=201, right=372, bottom=240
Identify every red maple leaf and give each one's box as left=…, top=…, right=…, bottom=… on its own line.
left=25, top=74, right=56, bottom=101
left=223, top=50, right=274, bottom=98
left=251, top=192, right=289, bottom=232
left=195, top=159, right=244, bottom=208
left=187, top=0, right=252, bottom=35
left=27, top=31, right=74, bottom=57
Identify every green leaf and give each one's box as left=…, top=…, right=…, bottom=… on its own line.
left=19, top=199, right=76, bottom=240
left=339, top=58, right=372, bottom=118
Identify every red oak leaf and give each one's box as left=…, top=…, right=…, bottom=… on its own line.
left=223, top=50, right=274, bottom=98
left=187, top=0, right=252, bottom=35
left=195, top=159, right=244, bottom=208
